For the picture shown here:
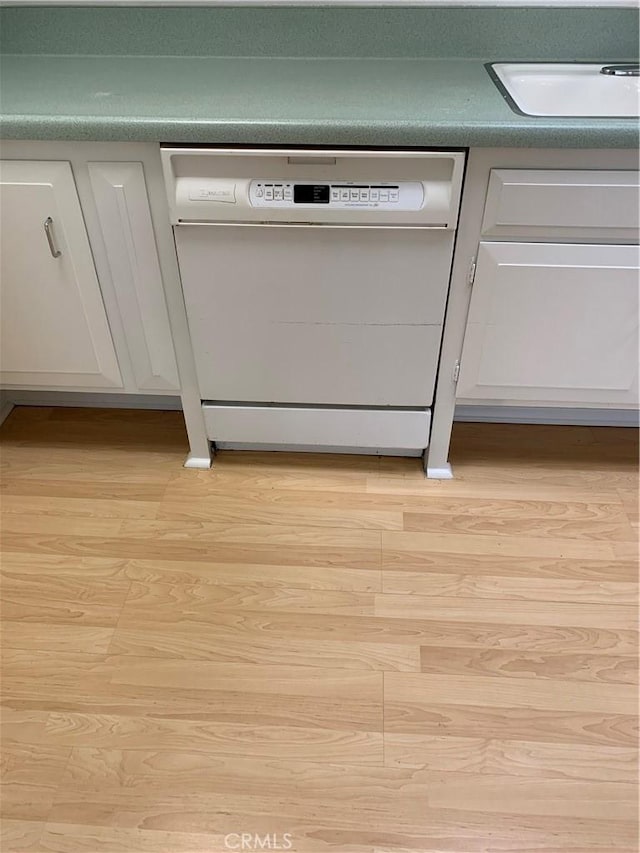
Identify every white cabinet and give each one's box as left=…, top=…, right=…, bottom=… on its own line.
left=457, top=165, right=640, bottom=413
left=0, top=160, right=122, bottom=389
left=458, top=241, right=640, bottom=408
left=427, top=150, right=638, bottom=475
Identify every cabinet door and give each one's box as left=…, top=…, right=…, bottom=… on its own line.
left=88, top=162, right=179, bottom=391
left=458, top=242, right=639, bottom=407
left=0, top=160, right=121, bottom=389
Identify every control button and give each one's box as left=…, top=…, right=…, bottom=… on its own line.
left=264, top=187, right=274, bottom=201
left=370, top=189, right=379, bottom=202
left=350, top=189, right=359, bottom=202
left=331, top=187, right=340, bottom=201
left=379, top=190, right=389, bottom=202
left=274, top=186, right=283, bottom=201
left=390, top=189, right=399, bottom=202
left=284, top=186, right=293, bottom=200
left=361, top=188, right=370, bottom=202
left=255, top=186, right=264, bottom=198
left=340, top=188, right=350, bottom=201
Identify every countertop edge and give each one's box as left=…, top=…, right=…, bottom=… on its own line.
left=1, top=116, right=638, bottom=149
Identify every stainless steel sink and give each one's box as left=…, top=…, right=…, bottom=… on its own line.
left=490, top=63, right=640, bottom=118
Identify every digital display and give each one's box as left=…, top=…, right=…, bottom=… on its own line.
left=294, top=184, right=330, bottom=204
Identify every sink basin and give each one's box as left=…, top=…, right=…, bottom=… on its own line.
left=490, top=63, right=640, bottom=118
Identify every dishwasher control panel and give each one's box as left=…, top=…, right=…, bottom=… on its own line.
left=162, top=147, right=466, bottom=227
left=248, top=181, right=424, bottom=210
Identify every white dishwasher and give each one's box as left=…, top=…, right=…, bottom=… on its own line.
left=162, top=147, right=465, bottom=455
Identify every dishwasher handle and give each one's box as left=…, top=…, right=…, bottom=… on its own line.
left=175, top=220, right=448, bottom=231
left=287, top=156, right=337, bottom=166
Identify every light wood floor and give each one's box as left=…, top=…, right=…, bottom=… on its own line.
left=1, top=407, right=638, bottom=853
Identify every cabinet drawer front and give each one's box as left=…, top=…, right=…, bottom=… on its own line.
left=482, top=170, right=640, bottom=239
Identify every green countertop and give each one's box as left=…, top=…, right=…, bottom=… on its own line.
left=1, top=54, right=637, bottom=148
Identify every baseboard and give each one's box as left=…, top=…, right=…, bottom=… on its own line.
left=1, top=391, right=182, bottom=411
left=0, top=398, right=15, bottom=426
left=454, top=405, right=639, bottom=428
left=3, top=394, right=636, bottom=431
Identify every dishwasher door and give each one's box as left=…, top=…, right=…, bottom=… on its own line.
left=175, top=223, right=455, bottom=408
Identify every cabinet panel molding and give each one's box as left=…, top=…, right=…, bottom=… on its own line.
left=0, top=159, right=122, bottom=389
left=88, top=161, right=179, bottom=391
left=458, top=241, right=640, bottom=408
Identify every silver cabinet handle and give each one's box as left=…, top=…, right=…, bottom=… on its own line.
left=44, top=217, right=62, bottom=258
left=601, top=64, right=640, bottom=77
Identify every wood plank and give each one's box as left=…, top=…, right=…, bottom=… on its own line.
left=1, top=477, right=167, bottom=502
left=1, top=575, right=130, bottom=627
left=0, top=550, right=380, bottom=591
left=0, top=515, right=124, bottom=538
left=1, top=624, right=114, bottom=655
left=1, top=531, right=382, bottom=570
left=160, top=481, right=629, bottom=517
left=368, top=475, right=627, bottom=503
left=109, top=624, right=420, bottom=672
left=449, top=465, right=638, bottom=488
left=158, top=496, right=403, bottom=530
left=1, top=651, right=116, bottom=713
left=384, top=701, right=638, bottom=748
left=382, top=570, right=639, bottom=604
left=118, top=518, right=382, bottom=549
left=123, top=558, right=381, bottom=592
left=381, top=549, right=639, bottom=582
left=403, top=510, right=635, bottom=541
left=37, top=824, right=221, bottom=853
left=165, top=461, right=372, bottom=494
left=384, top=671, right=638, bottom=715
left=122, top=579, right=376, bottom=617
left=37, top=714, right=384, bottom=764
left=1, top=494, right=159, bottom=520
left=422, top=772, right=637, bottom=821
left=382, top=529, right=615, bottom=560
left=0, top=552, right=128, bottom=579
left=0, top=445, right=180, bottom=483
left=108, top=657, right=382, bottom=701
left=385, top=734, right=639, bottom=782
left=418, top=645, right=637, bottom=684
left=375, top=593, right=638, bottom=630
left=486, top=739, right=639, bottom=782
left=36, top=816, right=639, bottom=852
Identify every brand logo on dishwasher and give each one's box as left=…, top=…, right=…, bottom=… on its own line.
left=190, top=184, right=237, bottom=202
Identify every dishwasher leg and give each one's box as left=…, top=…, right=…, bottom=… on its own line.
left=424, top=449, right=454, bottom=479
left=424, top=350, right=457, bottom=479
left=424, top=373, right=456, bottom=479
left=184, top=450, right=213, bottom=469
left=181, top=388, right=212, bottom=470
